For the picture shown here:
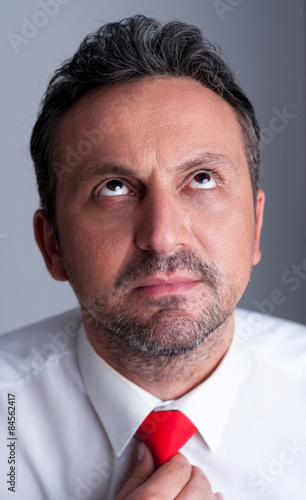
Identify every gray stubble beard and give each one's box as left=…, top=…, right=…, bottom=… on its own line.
left=65, top=250, right=240, bottom=382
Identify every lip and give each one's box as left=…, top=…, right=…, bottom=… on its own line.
left=132, top=275, right=202, bottom=297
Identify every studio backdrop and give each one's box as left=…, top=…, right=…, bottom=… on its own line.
left=1, top=0, right=305, bottom=334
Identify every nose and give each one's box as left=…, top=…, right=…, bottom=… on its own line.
left=135, top=190, right=192, bottom=255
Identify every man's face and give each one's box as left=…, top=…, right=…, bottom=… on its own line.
left=43, top=77, right=264, bottom=355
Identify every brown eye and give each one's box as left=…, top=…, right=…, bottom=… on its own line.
left=97, top=179, right=129, bottom=196
left=189, top=172, right=217, bottom=189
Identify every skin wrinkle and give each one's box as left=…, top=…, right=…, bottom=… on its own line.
left=70, top=151, right=237, bottom=201
left=37, top=77, right=264, bottom=398
left=62, top=247, right=241, bottom=383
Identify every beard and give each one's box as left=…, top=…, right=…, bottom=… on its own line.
left=63, top=249, right=239, bottom=357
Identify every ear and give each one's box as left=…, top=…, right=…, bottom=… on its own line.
left=33, top=209, right=68, bottom=281
left=252, top=189, right=265, bottom=266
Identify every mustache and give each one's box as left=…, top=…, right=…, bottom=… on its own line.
left=115, top=250, right=221, bottom=291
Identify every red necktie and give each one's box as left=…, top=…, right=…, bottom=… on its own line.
left=137, top=410, right=197, bottom=466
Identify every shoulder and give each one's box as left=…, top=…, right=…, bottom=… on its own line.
left=234, top=308, right=306, bottom=378
left=0, top=308, right=82, bottom=386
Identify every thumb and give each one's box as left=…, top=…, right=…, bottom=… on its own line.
left=115, top=442, right=156, bottom=500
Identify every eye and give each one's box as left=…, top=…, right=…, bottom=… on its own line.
left=97, top=179, right=129, bottom=197
left=188, top=172, right=217, bottom=190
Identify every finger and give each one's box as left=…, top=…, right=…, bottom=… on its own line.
left=215, top=494, right=224, bottom=500
left=127, top=453, right=192, bottom=500
left=175, top=465, right=221, bottom=499
left=115, top=442, right=155, bottom=500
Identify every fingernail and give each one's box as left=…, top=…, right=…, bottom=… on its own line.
left=137, top=441, right=146, bottom=461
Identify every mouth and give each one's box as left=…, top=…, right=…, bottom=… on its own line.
left=132, top=275, right=202, bottom=298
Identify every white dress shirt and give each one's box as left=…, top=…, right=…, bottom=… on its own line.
left=0, top=308, right=305, bottom=499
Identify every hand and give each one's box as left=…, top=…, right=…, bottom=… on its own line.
left=115, top=442, right=224, bottom=499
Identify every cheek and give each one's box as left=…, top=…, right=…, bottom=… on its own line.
left=60, top=217, right=135, bottom=290
left=193, top=206, right=255, bottom=278
left=223, top=219, right=255, bottom=282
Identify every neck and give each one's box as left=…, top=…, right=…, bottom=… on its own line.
left=83, top=312, right=235, bottom=400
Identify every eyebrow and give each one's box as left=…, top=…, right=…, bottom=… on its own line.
left=174, top=152, right=238, bottom=174
left=73, top=152, right=238, bottom=194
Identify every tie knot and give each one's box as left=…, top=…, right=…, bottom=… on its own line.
left=137, top=410, right=197, bottom=466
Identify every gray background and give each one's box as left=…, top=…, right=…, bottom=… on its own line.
left=1, top=0, right=305, bottom=335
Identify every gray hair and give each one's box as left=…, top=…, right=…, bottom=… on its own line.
left=30, top=14, right=260, bottom=233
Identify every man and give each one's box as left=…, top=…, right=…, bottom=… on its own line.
left=0, top=15, right=305, bottom=500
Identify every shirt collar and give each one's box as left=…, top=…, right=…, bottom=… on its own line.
left=77, top=314, right=247, bottom=456
left=176, top=334, right=246, bottom=452
left=77, top=326, right=160, bottom=456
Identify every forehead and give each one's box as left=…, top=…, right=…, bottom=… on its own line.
left=56, top=77, right=247, bottom=175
